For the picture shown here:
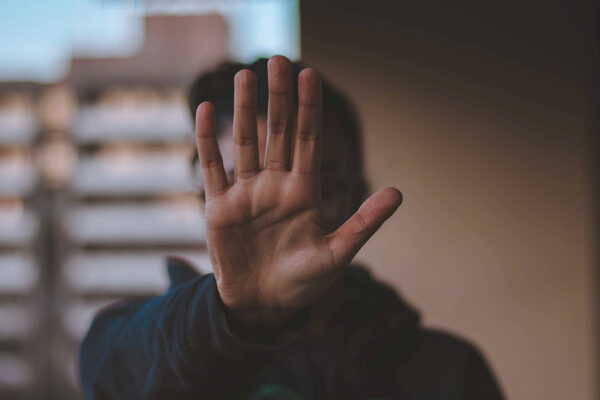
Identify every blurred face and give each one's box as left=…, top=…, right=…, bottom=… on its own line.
left=197, top=113, right=363, bottom=227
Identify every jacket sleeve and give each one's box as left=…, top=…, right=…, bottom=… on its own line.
left=79, top=260, right=307, bottom=400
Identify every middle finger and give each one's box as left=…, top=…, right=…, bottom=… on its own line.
left=264, top=56, right=294, bottom=171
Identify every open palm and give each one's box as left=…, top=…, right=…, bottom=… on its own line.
left=196, top=56, right=402, bottom=329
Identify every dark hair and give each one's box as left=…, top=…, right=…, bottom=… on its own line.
left=187, top=58, right=367, bottom=206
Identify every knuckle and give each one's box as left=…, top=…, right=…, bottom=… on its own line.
left=234, top=135, right=257, bottom=146
left=353, top=212, right=370, bottom=235
left=236, top=170, right=255, bottom=180
left=235, top=104, right=256, bottom=111
left=196, top=134, right=214, bottom=141
left=266, top=159, right=287, bottom=170
left=269, top=121, right=289, bottom=135
left=296, top=129, right=317, bottom=141
left=201, top=158, right=221, bottom=169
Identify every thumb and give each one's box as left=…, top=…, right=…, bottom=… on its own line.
left=327, top=187, right=402, bottom=267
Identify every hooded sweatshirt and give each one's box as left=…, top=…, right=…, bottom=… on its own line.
left=79, top=257, right=504, bottom=400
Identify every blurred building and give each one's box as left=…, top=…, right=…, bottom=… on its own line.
left=0, top=83, right=41, bottom=399
left=0, top=13, right=226, bottom=399
left=68, top=14, right=228, bottom=88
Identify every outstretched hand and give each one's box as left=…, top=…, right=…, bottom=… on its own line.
left=195, top=56, right=402, bottom=330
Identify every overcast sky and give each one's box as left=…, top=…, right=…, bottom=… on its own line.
left=0, top=0, right=299, bottom=82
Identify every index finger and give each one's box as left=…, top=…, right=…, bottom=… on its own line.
left=196, top=102, right=228, bottom=198
left=233, top=70, right=259, bottom=179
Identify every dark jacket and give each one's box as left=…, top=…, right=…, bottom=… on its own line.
left=79, top=257, right=504, bottom=400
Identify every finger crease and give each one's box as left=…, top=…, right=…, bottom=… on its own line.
left=234, top=137, right=257, bottom=146
left=296, top=130, right=317, bottom=141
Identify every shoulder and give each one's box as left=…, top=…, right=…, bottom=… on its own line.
left=395, top=328, right=504, bottom=399
left=343, top=266, right=504, bottom=398
left=409, top=328, right=497, bottom=378
left=343, top=266, right=487, bottom=366
left=415, top=328, right=485, bottom=360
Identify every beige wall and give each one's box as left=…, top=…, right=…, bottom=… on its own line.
left=301, top=12, right=597, bottom=400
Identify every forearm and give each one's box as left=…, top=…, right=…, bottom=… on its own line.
left=79, top=273, right=306, bottom=399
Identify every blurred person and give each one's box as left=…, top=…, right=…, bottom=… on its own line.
left=79, top=56, right=504, bottom=399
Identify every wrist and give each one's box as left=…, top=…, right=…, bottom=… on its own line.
left=226, top=306, right=297, bottom=333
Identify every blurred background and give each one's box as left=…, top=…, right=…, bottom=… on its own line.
left=0, top=0, right=597, bottom=399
